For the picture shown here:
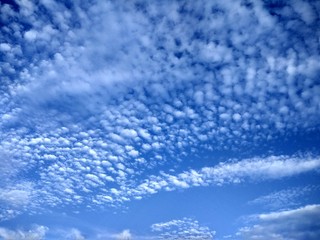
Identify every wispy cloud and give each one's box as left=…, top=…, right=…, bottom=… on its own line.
left=248, top=185, right=320, bottom=210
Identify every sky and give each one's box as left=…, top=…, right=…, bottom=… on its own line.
left=0, top=0, right=320, bottom=239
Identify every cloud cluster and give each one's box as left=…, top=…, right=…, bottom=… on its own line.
left=0, top=0, right=319, bottom=221
left=151, top=218, right=215, bottom=240
left=1, top=150, right=319, bottom=220
left=0, top=226, right=88, bottom=240
left=0, top=223, right=214, bottom=240
left=108, top=154, right=320, bottom=203
left=0, top=181, right=42, bottom=221
left=238, top=204, right=320, bottom=240
left=0, top=225, right=48, bottom=240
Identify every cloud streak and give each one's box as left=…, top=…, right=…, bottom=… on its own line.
left=112, top=154, right=320, bottom=202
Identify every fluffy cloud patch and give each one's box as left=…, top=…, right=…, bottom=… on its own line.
left=151, top=218, right=215, bottom=240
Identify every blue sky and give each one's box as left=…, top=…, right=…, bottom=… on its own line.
left=0, top=0, right=320, bottom=239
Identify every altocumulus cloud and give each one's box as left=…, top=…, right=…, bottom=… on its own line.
left=0, top=0, right=319, bottom=237
left=107, top=154, right=320, bottom=201
left=151, top=218, right=215, bottom=240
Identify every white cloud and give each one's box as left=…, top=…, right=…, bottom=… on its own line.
left=201, top=155, right=320, bottom=183
left=0, top=0, right=319, bottom=221
left=110, top=154, right=320, bottom=202
left=151, top=218, right=215, bottom=240
left=238, top=204, right=320, bottom=240
left=291, top=0, right=317, bottom=25
left=0, top=182, right=36, bottom=208
left=248, top=185, right=319, bottom=210
left=120, top=129, right=138, bottom=139
left=0, top=225, right=48, bottom=240
left=24, top=30, right=38, bottom=41
left=0, top=189, right=30, bottom=206
left=138, top=129, right=151, bottom=141
left=194, top=91, right=204, bottom=105
left=232, top=113, right=241, bottom=122
left=67, top=228, right=85, bottom=240
left=114, top=229, right=132, bottom=240
left=0, top=43, right=11, bottom=52
left=128, top=149, right=139, bottom=157
left=85, top=174, right=101, bottom=183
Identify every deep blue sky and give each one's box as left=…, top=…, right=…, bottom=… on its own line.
left=0, top=0, right=320, bottom=239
